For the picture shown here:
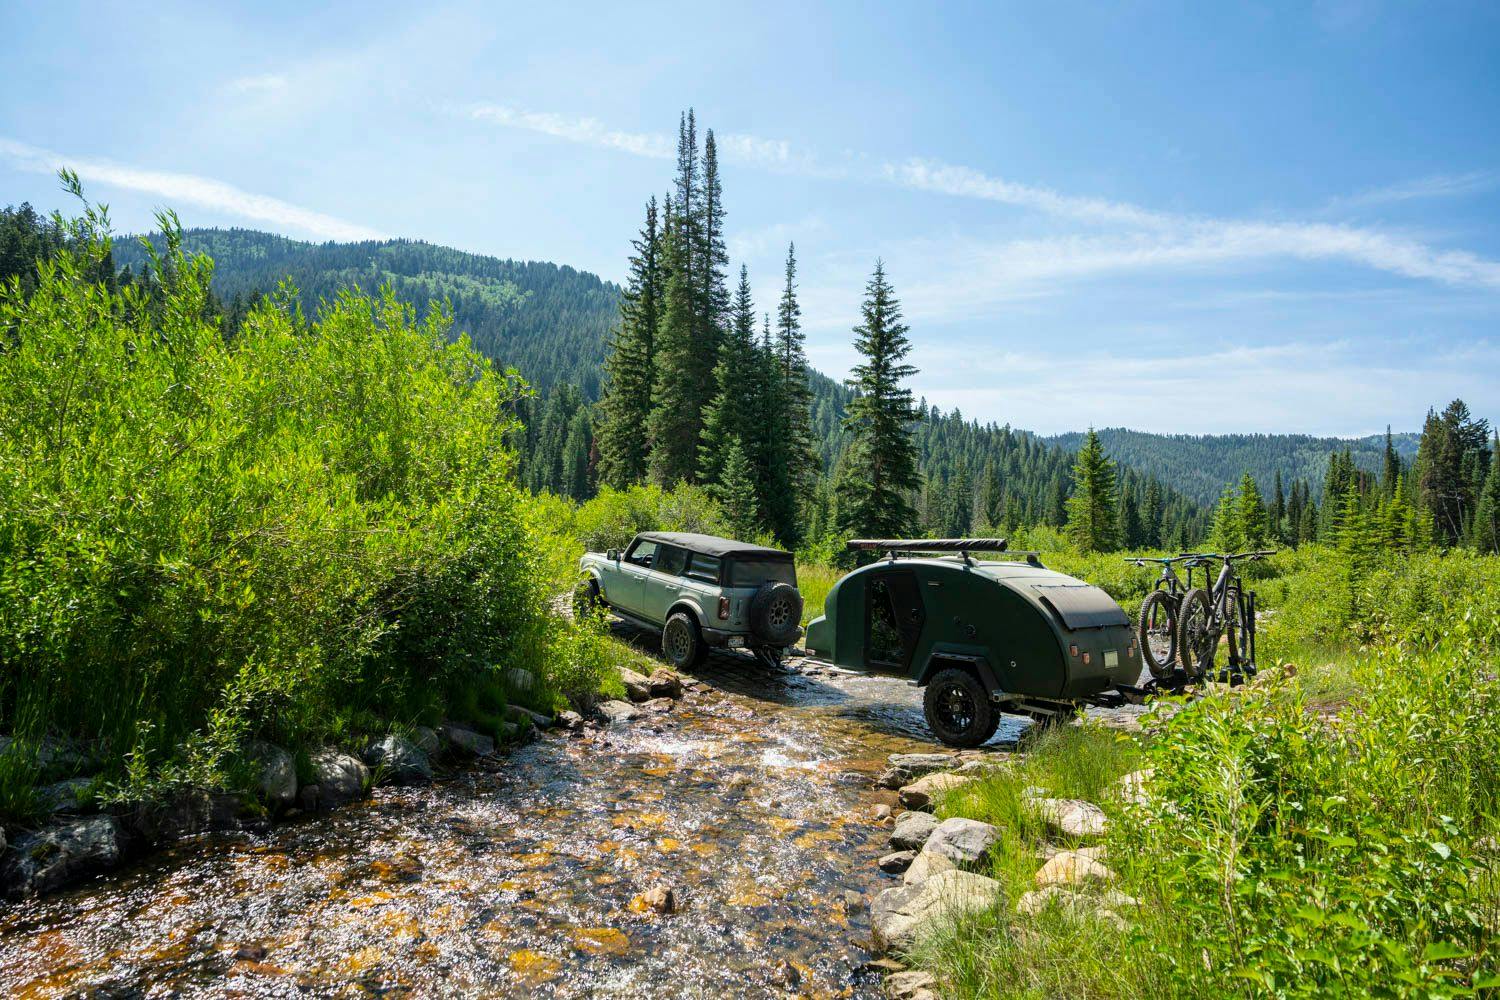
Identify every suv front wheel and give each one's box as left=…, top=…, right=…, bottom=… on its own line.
left=923, top=668, right=1000, bottom=748
left=662, top=612, right=708, bottom=670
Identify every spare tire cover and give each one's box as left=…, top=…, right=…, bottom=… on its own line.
left=749, top=582, right=803, bottom=644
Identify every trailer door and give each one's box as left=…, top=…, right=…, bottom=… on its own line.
left=864, top=570, right=925, bottom=673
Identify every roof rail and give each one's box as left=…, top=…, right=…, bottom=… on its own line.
left=846, top=538, right=1009, bottom=553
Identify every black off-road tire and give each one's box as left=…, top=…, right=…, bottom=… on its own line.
left=573, top=578, right=602, bottom=618
left=1137, top=589, right=1178, bottom=681
left=1175, top=587, right=1217, bottom=681
left=749, top=582, right=803, bottom=646
left=923, top=667, right=1001, bottom=748
left=661, top=612, right=708, bottom=670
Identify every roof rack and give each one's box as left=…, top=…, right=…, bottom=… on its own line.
left=845, top=538, right=1043, bottom=567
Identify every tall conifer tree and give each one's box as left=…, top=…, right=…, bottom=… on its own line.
left=776, top=243, right=818, bottom=512
left=1065, top=429, right=1119, bottom=552
left=596, top=197, right=661, bottom=487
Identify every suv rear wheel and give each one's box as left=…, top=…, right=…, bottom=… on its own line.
left=923, top=667, right=1000, bottom=748
left=661, top=612, right=708, bottom=670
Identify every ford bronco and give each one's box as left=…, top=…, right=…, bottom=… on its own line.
left=577, top=532, right=804, bottom=669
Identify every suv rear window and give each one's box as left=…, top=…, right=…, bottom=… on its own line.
left=727, top=558, right=797, bottom=587
left=684, top=553, right=721, bottom=583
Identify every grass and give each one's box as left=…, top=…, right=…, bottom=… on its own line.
left=796, top=562, right=842, bottom=626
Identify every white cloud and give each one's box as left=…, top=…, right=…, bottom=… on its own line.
left=1327, top=171, right=1499, bottom=211
left=0, top=138, right=384, bottom=242
left=463, top=102, right=1500, bottom=293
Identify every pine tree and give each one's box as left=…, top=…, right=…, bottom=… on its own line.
left=946, top=464, right=974, bottom=537
left=1475, top=432, right=1500, bottom=554
left=1382, top=425, right=1401, bottom=495
left=1236, top=472, right=1269, bottom=548
left=977, top=458, right=1003, bottom=530
left=1210, top=487, right=1244, bottom=553
left=562, top=407, right=593, bottom=500
left=714, top=437, right=762, bottom=540
left=646, top=223, right=701, bottom=485
left=1065, top=429, right=1119, bottom=552
left=1271, top=470, right=1286, bottom=544
left=699, top=265, right=759, bottom=488
left=699, top=130, right=730, bottom=334
left=1143, top=478, right=1164, bottom=548
left=835, top=261, right=920, bottom=540
left=1117, top=486, right=1143, bottom=550
left=1416, top=399, right=1490, bottom=545
left=596, top=197, right=662, bottom=487
left=776, top=243, right=819, bottom=515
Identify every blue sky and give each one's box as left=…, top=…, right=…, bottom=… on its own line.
left=2, top=0, right=1497, bottom=435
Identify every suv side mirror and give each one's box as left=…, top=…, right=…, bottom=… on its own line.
left=606, top=548, right=620, bottom=561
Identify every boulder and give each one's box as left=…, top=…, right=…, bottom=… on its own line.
left=619, top=668, right=652, bottom=703
left=889, top=810, right=940, bottom=851
left=923, top=817, right=1000, bottom=865
left=593, top=700, right=641, bottom=726
left=38, top=777, right=93, bottom=815
left=297, top=784, right=321, bottom=812
left=873, top=804, right=892, bottom=822
left=876, top=753, right=958, bottom=789
left=309, top=749, right=368, bottom=805
left=441, top=724, right=496, bottom=757
left=411, top=727, right=441, bottom=755
left=557, top=710, right=585, bottom=732
left=646, top=669, right=684, bottom=699
left=902, top=849, right=956, bottom=885
left=247, top=741, right=297, bottom=809
left=870, top=869, right=1003, bottom=953
left=632, top=884, right=675, bottom=914
left=2, top=815, right=121, bottom=898
left=955, top=757, right=1009, bottom=776
left=506, top=705, right=554, bottom=730
left=1030, top=797, right=1107, bottom=838
left=638, top=697, right=674, bottom=714
left=1114, top=769, right=1155, bottom=808
left=1035, top=850, right=1115, bottom=888
left=504, top=667, right=536, bottom=693
left=878, top=850, right=916, bottom=874
left=147, top=788, right=245, bottom=839
left=885, top=969, right=939, bottom=1000
left=898, top=772, right=974, bottom=811
left=1015, top=885, right=1136, bottom=927
left=363, top=735, right=432, bottom=785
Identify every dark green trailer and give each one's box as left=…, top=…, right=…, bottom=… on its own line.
left=803, top=539, right=1142, bottom=746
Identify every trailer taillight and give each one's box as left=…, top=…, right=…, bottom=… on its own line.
left=718, top=596, right=730, bottom=620
left=1081, top=651, right=1091, bottom=666
left=1069, top=644, right=1079, bottom=658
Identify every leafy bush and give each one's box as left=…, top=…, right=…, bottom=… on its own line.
left=0, top=199, right=581, bottom=814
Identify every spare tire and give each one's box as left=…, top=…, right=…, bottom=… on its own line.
left=749, top=582, right=802, bottom=645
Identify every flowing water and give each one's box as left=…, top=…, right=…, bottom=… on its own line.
left=0, top=630, right=1034, bottom=999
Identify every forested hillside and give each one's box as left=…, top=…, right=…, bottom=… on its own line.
left=115, top=228, right=621, bottom=398
left=1044, top=427, right=1421, bottom=505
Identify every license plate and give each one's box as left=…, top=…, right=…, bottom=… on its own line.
left=1104, top=649, right=1119, bottom=668
left=727, top=636, right=746, bottom=648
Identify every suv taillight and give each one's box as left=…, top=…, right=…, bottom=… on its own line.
left=718, top=596, right=730, bottom=620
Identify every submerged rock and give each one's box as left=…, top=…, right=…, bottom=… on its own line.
left=309, top=749, right=368, bottom=805
left=441, top=724, right=496, bottom=757
left=897, top=772, right=973, bottom=811
left=876, top=753, right=957, bottom=789
left=363, top=735, right=432, bottom=785
left=2, top=815, right=121, bottom=898
left=593, top=700, right=641, bottom=726
left=1030, top=797, right=1108, bottom=838
left=247, top=741, right=297, bottom=809
left=631, top=884, right=676, bottom=914
left=646, top=669, right=684, bottom=699
left=871, top=869, right=1003, bottom=953
left=889, top=810, right=939, bottom=851
left=923, top=817, right=1000, bottom=865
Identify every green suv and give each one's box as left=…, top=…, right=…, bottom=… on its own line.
left=577, top=532, right=804, bottom=669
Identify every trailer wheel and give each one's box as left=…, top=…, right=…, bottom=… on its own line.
left=923, top=668, right=1000, bottom=748
left=1137, top=590, right=1178, bottom=680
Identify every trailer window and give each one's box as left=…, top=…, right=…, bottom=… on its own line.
left=727, top=559, right=796, bottom=587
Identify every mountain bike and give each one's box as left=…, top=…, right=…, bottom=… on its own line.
left=1124, top=554, right=1204, bottom=680
left=1174, top=550, right=1275, bottom=682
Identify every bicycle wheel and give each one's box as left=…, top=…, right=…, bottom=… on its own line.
left=1137, top=590, right=1178, bottom=681
left=1222, top=585, right=1247, bottom=682
left=1175, top=587, right=1217, bottom=681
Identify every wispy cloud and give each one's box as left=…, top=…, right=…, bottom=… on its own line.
left=1327, top=170, right=1499, bottom=211
left=0, top=138, right=384, bottom=242
left=464, top=102, right=1500, bottom=292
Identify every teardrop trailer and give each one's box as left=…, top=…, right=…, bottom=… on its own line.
left=802, top=539, right=1146, bottom=747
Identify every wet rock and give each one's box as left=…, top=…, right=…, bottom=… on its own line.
left=363, top=735, right=432, bottom=785
left=633, top=884, right=675, bottom=914
left=557, top=710, right=585, bottom=732
left=411, top=726, right=440, bottom=755
left=141, top=788, right=245, bottom=840
left=504, top=667, right=536, bottom=693
left=889, top=810, right=939, bottom=851
left=619, top=668, right=652, bottom=703
left=297, top=784, right=321, bottom=812
left=1114, top=768, right=1155, bottom=808
left=873, top=804, right=892, bottom=822
left=507, top=705, right=554, bottom=730
left=593, top=700, right=641, bottom=726
left=885, top=969, right=938, bottom=1000
left=877, top=753, right=957, bottom=789
left=1030, top=797, right=1107, bottom=838
left=844, top=888, right=865, bottom=910
left=441, top=724, right=496, bottom=757
left=234, top=943, right=268, bottom=961
left=39, top=777, right=94, bottom=814
left=864, top=957, right=909, bottom=974
left=646, top=669, right=684, bottom=699
left=2, top=815, right=121, bottom=898
left=247, top=741, right=297, bottom=809
left=923, top=817, right=1000, bottom=865
left=309, top=749, right=368, bottom=805
left=1035, top=849, right=1115, bottom=888
left=495, top=720, right=523, bottom=743
left=897, top=772, right=973, bottom=811
left=878, top=850, right=916, bottom=873
left=638, top=697, right=674, bottom=714
left=871, top=869, right=1003, bottom=953
left=902, top=849, right=956, bottom=885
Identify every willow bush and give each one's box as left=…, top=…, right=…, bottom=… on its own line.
left=0, top=195, right=579, bottom=814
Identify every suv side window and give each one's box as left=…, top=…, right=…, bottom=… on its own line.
left=684, top=552, right=721, bottom=584
left=625, top=540, right=657, bottom=568
left=654, top=545, right=688, bottom=577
